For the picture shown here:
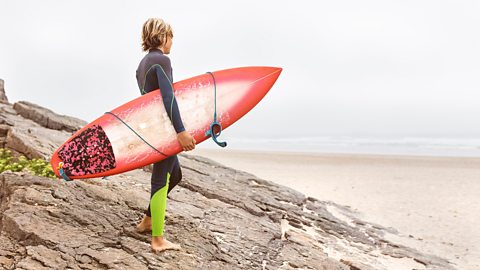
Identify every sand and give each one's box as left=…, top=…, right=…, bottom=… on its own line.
left=190, top=147, right=480, bottom=270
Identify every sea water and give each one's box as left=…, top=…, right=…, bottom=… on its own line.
left=199, top=135, right=480, bottom=157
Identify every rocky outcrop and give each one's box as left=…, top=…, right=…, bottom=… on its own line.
left=0, top=79, right=8, bottom=104
left=0, top=80, right=455, bottom=270
left=13, top=101, right=87, bottom=133
left=0, top=101, right=71, bottom=160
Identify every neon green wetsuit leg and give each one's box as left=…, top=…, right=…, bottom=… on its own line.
left=150, top=172, right=170, bottom=237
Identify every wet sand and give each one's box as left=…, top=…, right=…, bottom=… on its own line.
left=190, top=147, right=480, bottom=270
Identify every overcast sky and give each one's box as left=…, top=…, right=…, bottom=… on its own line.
left=1, top=0, right=479, bottom=140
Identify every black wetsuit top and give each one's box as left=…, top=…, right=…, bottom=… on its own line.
left=136, top=48, right=185, bottom=134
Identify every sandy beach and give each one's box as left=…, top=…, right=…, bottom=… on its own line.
left=191, top=147, right=480, bottom=270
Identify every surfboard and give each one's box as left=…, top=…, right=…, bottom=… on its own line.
left=50, top=66, right=282, bottom=179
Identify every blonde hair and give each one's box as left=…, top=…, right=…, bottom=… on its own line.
left=141, top=18, right=173, bottom=52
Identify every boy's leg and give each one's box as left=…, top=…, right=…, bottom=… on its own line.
left=147, top=155, right=176, bottom=236
left=167, top=155, right=182, bottom=195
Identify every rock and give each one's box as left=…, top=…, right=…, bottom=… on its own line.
left=0, top=81, right=455, bottom=270
left=13, top=101, right=87, bottom=133
left=0, top=125, right=9, bottom=149
left=0, top=79, right=8, bottom=104
left=0, top=102, right=72, bottom=159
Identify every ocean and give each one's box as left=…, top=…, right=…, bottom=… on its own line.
left=198, top=135, right=480, bottom=157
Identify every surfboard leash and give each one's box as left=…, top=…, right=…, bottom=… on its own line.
left=205, top=72, right=227, bottom=148
left=104, top=111, right=168, bottom=157
left=56, top=162, right=73, bottom=181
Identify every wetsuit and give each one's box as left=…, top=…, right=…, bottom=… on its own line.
left=136, top=48, right=185, bottom=237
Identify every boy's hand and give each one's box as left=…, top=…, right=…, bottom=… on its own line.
left=177, top=131, right=196, bottom=151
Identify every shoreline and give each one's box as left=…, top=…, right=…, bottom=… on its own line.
left=190, top=147, right=480, bottom=270
left=193, top=146, right=480, bottom=160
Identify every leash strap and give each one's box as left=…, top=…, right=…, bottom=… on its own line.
left=205, top=72, right=227, bottom=148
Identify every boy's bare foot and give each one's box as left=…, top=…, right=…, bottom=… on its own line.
left=136, top=215, right=152, bottom=233
left=151, top=236, right=182, bottom=253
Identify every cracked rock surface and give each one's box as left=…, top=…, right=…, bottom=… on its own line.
left=0, top=79, right=8, bottom=104
left=0, top=82, right=455, bottom=269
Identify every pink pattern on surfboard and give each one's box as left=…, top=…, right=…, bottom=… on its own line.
left=58, top=124, right=116, bottom=176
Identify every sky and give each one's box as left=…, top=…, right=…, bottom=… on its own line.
left=1, top=0, right=479, bottom=141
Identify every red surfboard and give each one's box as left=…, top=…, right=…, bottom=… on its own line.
left=50, top=66, right=282, bottom=179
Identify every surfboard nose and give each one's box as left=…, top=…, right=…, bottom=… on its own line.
left=209, top=66, right=282, bottom=127
left=239, top=66, right=282, bottom=95
left=264, top=66, right=283, bottom=77
left=251, top=66, right=283, bottom=78
left=254, top=66, right=282, bottom=87
left=216, top=66, right=282, bottom=93
left=246, top=66, right=282, bottom=97
left=234, top=66, right=282, bottom=84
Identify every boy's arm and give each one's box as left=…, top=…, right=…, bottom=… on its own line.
left=153, top=64, right=186, bottom=134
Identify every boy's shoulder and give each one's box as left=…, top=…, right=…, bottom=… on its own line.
left=145, top=51, right=170, bottom=65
